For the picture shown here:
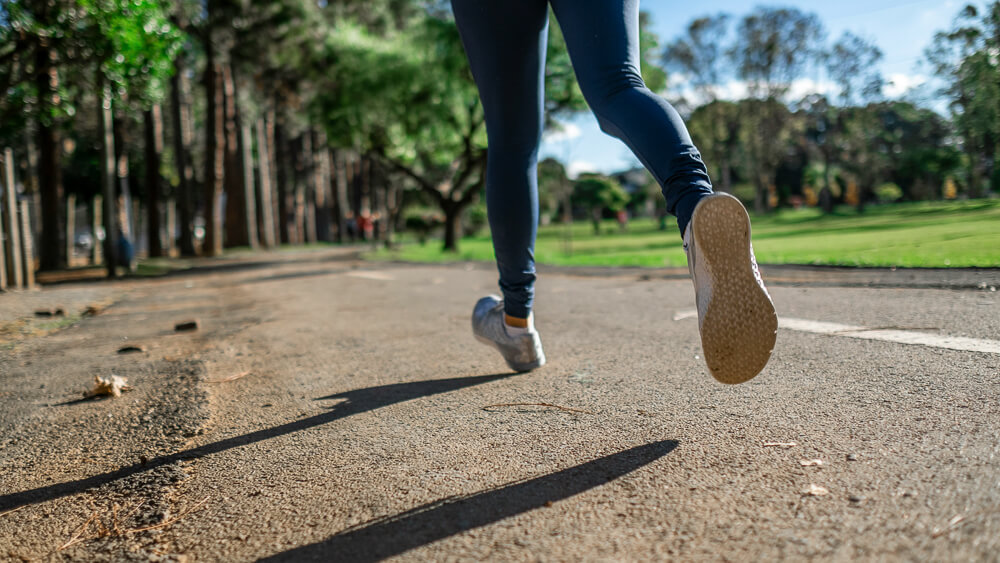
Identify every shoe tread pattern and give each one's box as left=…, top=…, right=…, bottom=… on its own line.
left=692, top=194, right=778, bottom=384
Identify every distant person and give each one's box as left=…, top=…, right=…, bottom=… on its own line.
left=616, top=209, right=629, bottom=232
left=456, top=0, right=777, bottom=383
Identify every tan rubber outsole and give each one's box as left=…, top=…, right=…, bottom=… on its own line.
left=691, top=194, right=778, bottom=384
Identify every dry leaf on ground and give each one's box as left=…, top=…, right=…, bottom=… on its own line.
left=802, top=484, right=829, bottom=496
left=84, top=375, right=132, bottom=398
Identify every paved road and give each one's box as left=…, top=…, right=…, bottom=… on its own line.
left=1, top=249, right=998, bottom=561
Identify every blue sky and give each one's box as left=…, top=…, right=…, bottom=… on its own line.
left=540, top=0, right=969, bottom=176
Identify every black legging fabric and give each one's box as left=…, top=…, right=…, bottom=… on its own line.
left=452, top=0, right=713, bottom=318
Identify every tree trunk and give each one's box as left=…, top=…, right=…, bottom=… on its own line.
left=274, top=115, right=293, bottom=244
left=718, top=156, right=732, bottom=194
left=36, top=44, right=65, bottom=271
left=819, top=151, right=834, bottom=214
left=113, top=110, right=136, bottom=270
left=223, top=61, right=249, bottom=248
left=255, top=118, right=277, bottom=248
left=19, top=200, right=35, bottom=289
left=203, top=48, right=225, bottom=257
left=240, top=120, right=259, bottom=249
left=164, top=197, right=175, bottom=255
left=754, top=171, right=769, bottom=214
left=112, top=113, right=131, bottom=239
left=23, top=126, right=39, bottom=196
left=144, top=106, right=165, bottom=257
left=97, top=82, right=118, bottom=277
left=300, top=132, right=316, bottom=244
left=383, top=181, right=399, bottom=249
left=313, top=130, right=333, bottom=242
left=170, top=57, right=197, bottom=257
left=333, top=149, right=349, bottom=242
left=2, top=148, right=24, bottom=288
left=442, top=202, right=462, bottom=252
left=64, top=194, right=75, bottom=268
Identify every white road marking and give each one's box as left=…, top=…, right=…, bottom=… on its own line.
left=674, top=310, right=1000, bottom=354
left=347, top=271, right=395, bottom=281
left=672, top=310, right=698, bottom=321
left=778, top=318, right=866, bottom=334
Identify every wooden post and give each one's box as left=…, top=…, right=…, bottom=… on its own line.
left=0, top=208, right=6, bottom=290
left=19, top=200, right=35, bottom=288
left=2, top=148, right=23, bottom=288
left=65, top=193, right=76, bottom=267
left=133, top=199, right=143, bottom=258
left=165, top=197, right=176, bottom=256
left=90, top=195, right=103, bottom=265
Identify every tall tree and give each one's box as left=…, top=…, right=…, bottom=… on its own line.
left=926, top=2, right=1000, bottom=197
left=821, top=32, right=884, bottom=211
left=0, top=1, right=76, bottom=269
left=0, top=0, right=181, bottom=270
left=729, top=7, right=825, bottom=212
left=572, top=174, right=629, bottom=235
left=664, top=15, right=739, bottom=192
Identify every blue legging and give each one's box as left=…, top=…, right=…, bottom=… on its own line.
left=452, top=0, right=713, bottom=319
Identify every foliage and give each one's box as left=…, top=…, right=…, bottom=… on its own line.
left=537, top=157, right=571, bottom=222
left=0, top=0, right=181, bottom=123
left=875, top=183, right=903, bottom=202
left=79, top=0, right=182, bottom=103
left=825, top=31, right=884, bottom=106
left=572, top=173, right=629, bottom=234
left=729, top=7, right=825, bottom=100
left=926, top=2, right=1000, bottom=196
left=371, top=200, right=1000, bottom=269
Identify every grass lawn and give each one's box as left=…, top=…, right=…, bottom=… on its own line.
left=368, top=199, right=1000, bottom=269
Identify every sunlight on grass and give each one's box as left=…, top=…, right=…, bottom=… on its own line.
left=369, top=200, right=1000, bottom=268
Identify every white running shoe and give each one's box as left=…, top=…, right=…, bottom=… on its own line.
left=472, top=295, right=546, bottom=373
left=684, top=193, right=777, bottom=384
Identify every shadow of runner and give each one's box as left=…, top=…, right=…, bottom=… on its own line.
left=261, top=440, right=679, bottom=563
left=0, top=373, right=517, bottom=512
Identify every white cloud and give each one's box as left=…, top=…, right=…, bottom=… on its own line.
left=543, top=122, right=582, bottom=143
left=566, top=160, right=597, bottom=179
left=787, top=78, right=837, bottom=100
left=885, top=73, right=928, bottom=98
left=672, top=77, right=835, bottom=105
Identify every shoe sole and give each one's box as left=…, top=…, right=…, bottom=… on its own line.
left=691, top=194, right=778, bottom=384
left=473, top=334, right=546, bottom=373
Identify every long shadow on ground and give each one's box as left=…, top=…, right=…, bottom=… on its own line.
left=261, top=440, right=679, bottom=562
left=0, top=373, right=516, bottom=512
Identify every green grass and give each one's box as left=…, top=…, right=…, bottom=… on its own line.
left=369, top=200, right=1000, bottom=268
left=36, top=312, right=83, bottom=333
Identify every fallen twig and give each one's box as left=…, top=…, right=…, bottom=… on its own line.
left=58, top=511, right=99, bottom=550
left=932, top=514, right=966, bottom=538
left=482, top=402, right=593, bottom=414
left=57, top=497, right=207, bottom=551
left=206, top=371, right=250, bottom=384
left=0, top=505, right=28, bottom=519
left=128, top=496, right=209, bottom=533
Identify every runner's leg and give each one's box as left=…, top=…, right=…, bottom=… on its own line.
left=550, top=0, right=713, bottom=235
left=451, top=0, right=549, bottom=320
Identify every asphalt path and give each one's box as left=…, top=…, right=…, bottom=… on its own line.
left=1, top=249, right=998, bottom=561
